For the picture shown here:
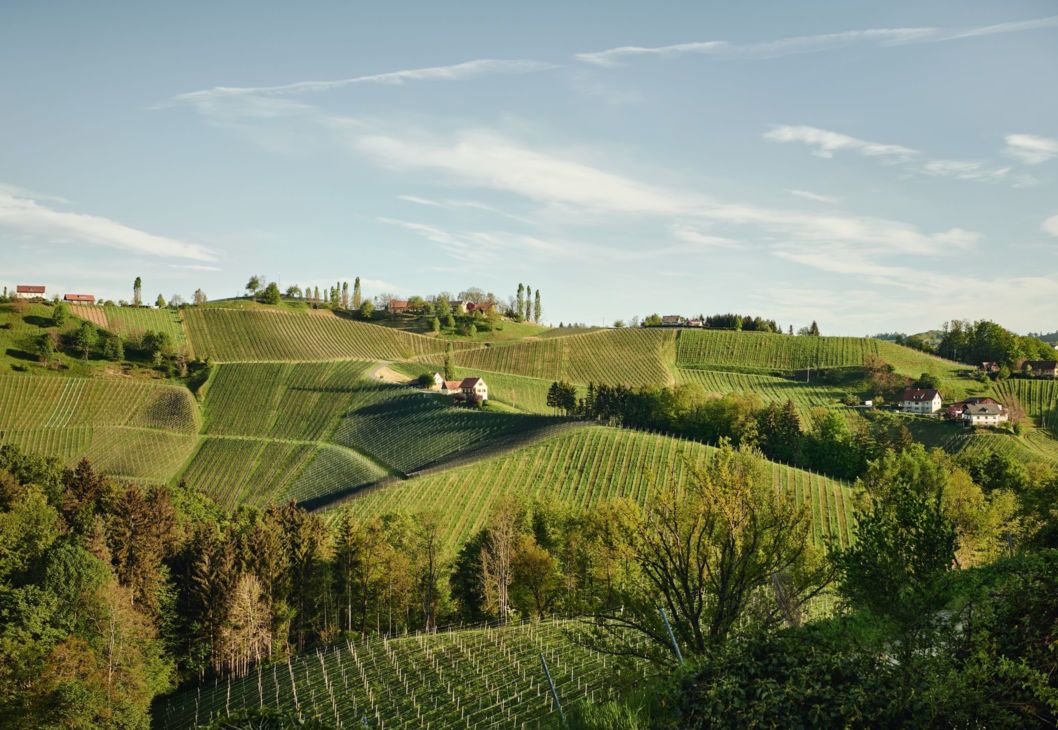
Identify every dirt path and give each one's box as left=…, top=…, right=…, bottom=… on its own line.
left=369, top=362, right=411, bottom=385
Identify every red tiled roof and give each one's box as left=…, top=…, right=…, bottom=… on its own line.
left=443, top=380, right=462, bottom=390
left=16, top=285, right=46, bottom=294
left=63, top=294, right=95, bottom=302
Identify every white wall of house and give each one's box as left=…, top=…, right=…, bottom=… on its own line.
left=902, top=395, right=941, bottom=414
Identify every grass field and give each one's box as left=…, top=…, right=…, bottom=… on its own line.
left=445, top=328, right=676, bottom=386
left=202, top=361, right=373, bottom=440
left=184, top=308, right=454, bottom=362
left=156, top=618, right=645, bottom=730
left=71, top=305, right=189, bottom=349
left=675, top=329, right=961, bottom=377
left=338, top=425, right=857, bottom=551
left=675, top=368, right=845, bottom=417
left=330, top=383, right=565, bottom=475
left=995, top=379, right=1058, bottom=434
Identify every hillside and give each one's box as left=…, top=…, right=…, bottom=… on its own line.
left=0, top=372, right=199, bottom=481
left=337, top=424, right=857, bottom=551
left=183, top=307, right=454, bottom=362
left=156, top=619, right=641, bottom=730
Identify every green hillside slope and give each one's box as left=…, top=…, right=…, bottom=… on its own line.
left=338, top=425, right=856, bottom=550
left=184, top=308, right=452, bottom=362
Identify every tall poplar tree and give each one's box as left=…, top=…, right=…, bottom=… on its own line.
left=341, top=281, right=349, bottom=309
left=525, top=286, right=532, bottom=320
left=352, top=277, right=362, bottom=309
left=133, top=276, right=142, bottom=306
left=533, top=289, right=541, bottom=323
left=516, top=284, right=525, bottom=321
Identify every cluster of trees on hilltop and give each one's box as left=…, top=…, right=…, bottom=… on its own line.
left=937, top=320, right=1055, bottom=371
left=702, top=313, right=781, bottom=332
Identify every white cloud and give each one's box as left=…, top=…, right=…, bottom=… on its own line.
left=1005, top=133, right=1058, bottom=164
left=764, top=125, right=915, bottom=160
left=670, top=225, right=740, bottom=249
left=171, top=264, right=222, bottom=271
left=0, top=191, right=215, bottom=261
left=1043, top=214, right=1058, bottom=237
left=575, top=16, right=1058, bottom=66
left=788, top=189, right=838, bottom=204
left=164, top=59, right=555, bottom=106
left=766, top=125, right=1036, bottom=186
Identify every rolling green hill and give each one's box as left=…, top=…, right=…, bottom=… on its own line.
left=675, top=368, right=845, bottom=417
left=71, top=304, right=189, bottom=350
left=156, top=619, right=641, bottom=730
left=0, top=372, right=199, bottom=481
left=337, top=425, right=857, bottom=551
left=183, top=307, right=454, bottom=362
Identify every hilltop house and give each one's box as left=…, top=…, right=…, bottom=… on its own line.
left=15, top=285, right=46, bottom=299
left=900, top=388, right=943, bottom=414
left=1025, top=360, right=1058, bottom=379
left=460, top=377, right=488, bottom=402
left=63, top=293, right=95, bottom=304
left=660, top=315, right=686, bottom=327
left=386, top=299, right=410, bottom=313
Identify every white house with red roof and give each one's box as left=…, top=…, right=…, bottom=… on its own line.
left=900, top=388, right=942, bottom=414
left=15, top=284, right=46, bottom=299
left=459, top=376, right=488, bottom=402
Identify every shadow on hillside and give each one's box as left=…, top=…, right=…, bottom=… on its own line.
left=5, top=347, right=36, bottom=363
left=22, top=315, right=53, bottom=328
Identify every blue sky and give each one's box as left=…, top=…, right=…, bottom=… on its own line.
left=2, top=1, right=1057, bottom=334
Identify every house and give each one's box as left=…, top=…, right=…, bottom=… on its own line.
left=660, top=315, right=686, bottom=327
left=980, top=361, right=1001, bottom=374
left=387, top=299, right=410, bottom=313
left=686, top=318, right=704, bottom=328
left=1025, top=360, right=1058, bottom=379
left=900, top=388, right=943, bottom=414
left=15, top=285, right=46, bottom=299
left=459, top=376, right=488, bottom=402
left=962, top=402, right=1008, bottom=427
left=449, top=300, right=468, bottom=314
left=440, top=379, right=463, bottom=396
left=431, top=372, right=445, bottom=390
left=63, top=294, right=95, bottom=304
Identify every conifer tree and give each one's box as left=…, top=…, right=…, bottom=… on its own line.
left=516, top=284, right=525, bottom=320
left=341, top=281, right=349, bottom=309
left=534, top=289, right=541, bottom=323
left=525, top=286, right=532, bottom=320
left=133, top=276, right=142, bottom=306
left=352, top=277, right=362, bottom=309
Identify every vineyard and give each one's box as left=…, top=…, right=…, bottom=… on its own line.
left=906, top=419, right=1058, bottom=465
left=675, top=329, right=961, bottom=376
left=331, top=384, right=564, bottom=475
left=338, top=425, right=857, bottom=551
left=284, top=445, right=391, bottom=506
left=446, top=328, right=676, bottom=386
left=674, top=368, right=844, bottom=417
left=203, top=361, right=373, bottom=440
left=995, top=379, right=1058, bottom=434
left=156, top=619, right=645, bottom=730
left=178, top=437, right=320, bottom=509
left=90, top=305, right=189, bottom=348
left=0, top=373, right=198, bottom=432
left=183, top=308, right=453, bottom=362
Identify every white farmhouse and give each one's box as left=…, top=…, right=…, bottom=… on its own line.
left=900, top=388, right=942, bottom=414
left=962, top=402, right=1008, bottom=427
left=431, top=372, right=445, bottom=390
left=459, top=376, right=488, bottom=402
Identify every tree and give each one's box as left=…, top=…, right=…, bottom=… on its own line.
left=480, top=498, right=521, bottom=623
left=284, top=286, right=301, bottom=299
left=414, top=512, right=446, bottom=631
left=431, top=317, right=441, bottom=334
left=352, top=277, right=362, bottom=310
left=260, top=282, right=281, bottom=305
left=36, top=331, right=59, bottom=366
left=133, top=276, right=142, bottom=306
left=245, top=276, right=261, bottom=296
left=443, top=345, right=454, bottom=380
left=313, top=286, right=320, bottom=303
left=341, top=281, right=349, bottom=309
left=52, top=302, right=69, bottom=328
left=219, top=574, right=272, bottom=677
left=152, top=294, right=164, bottom=309
left=591, top=442, right=829, bottom=663
left=74, top=321, right=96, bottom=360
left=444, top=313, right=455, bottom=330
left=516, top=284, right=525, bottom=322
left=524, top=286, right=532, bottom=321
left=809, top=321, right=820, bottom=336
left=534, top=289, right=541, bottom=323
left=193, top=288, right=208, bottom=305
left=102, top=334, right=124, bottom=361
left=916, top=372, right=941, bottom=390
left=359, top=299, right=374, bottom=319
left=467, top=323, right=477, bottom=338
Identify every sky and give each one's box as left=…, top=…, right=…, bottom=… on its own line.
left=2, top=1, right=1057, bottom=335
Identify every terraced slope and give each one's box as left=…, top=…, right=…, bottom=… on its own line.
left=339, top=425, right=857, bottom=551
left=0, top=373, right=199, bottom=481
left=184, top=308, right=452, bottom=362
left=202, top=361, right=372, bottom=440
left=907, top=420, right=1058, bottom=465
left=331, top=383, right=564, bottom=475
left=156, top=619, right=643, bottom=730
left=70, top=305, right=189, bottom=349
left=675, top=368, right=844, bottom=417
left=675, top=329, right=961, bottom=376
left=448, top=328, right=675, bottom=386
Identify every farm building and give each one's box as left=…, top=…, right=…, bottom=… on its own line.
left=63, top=293, right=95, bottom=304
left=1025, top=360, right=1058, bottom=379
left=961, top=402, right=1009, bottom=427
left=440, top=379, right=463, bottom=396
left=460, top=376, right=488, bottom=402
left=386, top=299, right=410, bottom=313
left=430, top=372, right=445, bottom=390
left=900, top=388, right=943, bottom=414
left=15, top=284, right=46, bottom=299
left=660, top=315, right=686, bottom=327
